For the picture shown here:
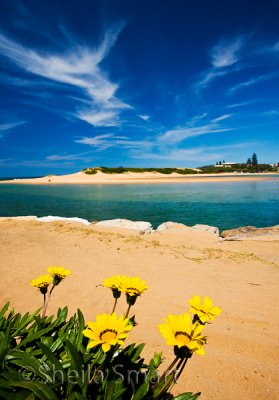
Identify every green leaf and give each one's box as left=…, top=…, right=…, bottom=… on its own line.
left=38, top=342, right=66, bottom=381
left=16, top=327, right=53, bottom=349
left=76, top=309, right=85, bottom=348
left=7, top=349, right=52, bottom=380
left=13, top=309, right=41, bottom=337
left=104, top=379, right=114, bottom=400
left=65, top=340, right=84, bottom=390
left=7, top=381, right=57, bottom=400
left=112, top=387, right=127, bottom=400
left=0, top=325, right=11, bottom=360
left=0, top=389, right=17, bottom=400
left=131, top=343, right=145, bottom=363
left=173, top=392, right=201, bottom=400
left=132, top=380, right=150, bottom=400
left=0, top=303, right=9, bottom=321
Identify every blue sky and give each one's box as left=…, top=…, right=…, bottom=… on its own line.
left=0, top=0, right=278, bottom=176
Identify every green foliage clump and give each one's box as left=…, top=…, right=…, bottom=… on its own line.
left=83, top=168, right=98, bottom=175
left=0, top=303, right=200, bottom=400
left=200, top=163, right=275, bottom=174
left=83, top=167, right=198, bottom=175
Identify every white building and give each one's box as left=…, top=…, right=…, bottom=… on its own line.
left=215, top=162, right=237, bottom=168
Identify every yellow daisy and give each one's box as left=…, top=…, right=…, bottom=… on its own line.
left=120, top=276, right=148, bottom=297
left=30, top=274, right=52, bottom=294
left=103, top=275, right=124, bottom=298
left=159, top=313, right=206, bottom=356
left=188, top=295, right=221, bottom=324
left=83, top=313, right=133, bottom=353
left=48, top=267, right=71, bottom=285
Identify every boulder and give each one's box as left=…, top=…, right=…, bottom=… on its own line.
left=221, top=225, right=279, bottom=239
left=37, top=216, right=91, bottom=226
left=156, top=221, right=190, bottom=232
left=191, top=224, right=219, bottom=235
left=95, top=219, right=153, bottom=234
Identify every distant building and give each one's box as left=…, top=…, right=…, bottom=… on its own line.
left=269, top=163, right=279, bottom=171
left=215, top=162, right=237, bottom=168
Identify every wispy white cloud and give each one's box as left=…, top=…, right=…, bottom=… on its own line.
left=0, top=24, right=130, bottom=127
left=78, top=111, right=119, bottom=127
left=227, top=100, right=258, bottom=108
left=76, top=133, right=153, bottom=152
left=0, top=158, right=16, bottom=166
left=131, top=147, right=221, bottom=162
left=75, top=113, right=236, bottom=163
left=228, top=72, right=278, bottom=94
left=139, top=114, right=150, bottom=121
left=158, top=116, right=234, bottom=144
left=131, top=142, right=254, bottom=162
left=20, top=160, right=75, bottom=168
left=259, top=40, right=279, bottom=56
left=75, top=134, right=116, bottom=150
left=46, top=152, right=91, bottom=161
left=195, top=36, right=247, bottom=90
left=211, top=114, right=232, bottom=122
left=210, top=36, right=245, bottom=68
left=263, top=110, right=279, bottom=116
left=195, top=68, right=230, bottom=90
left=0, top=120, right=26, bottom=132
left=0, top=120, right=26, bottom=138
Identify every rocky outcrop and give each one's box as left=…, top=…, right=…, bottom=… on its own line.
left=156, top=221, right=219, bottom=235
left=156, top=221, right=191, bottom=232
left=95, top=219, right=153, bottom=233
left=191, top=224, right=219, bottom=235
left=221, top=225, right=279, bottom=239
left=37, top=216, right=91, bottom=226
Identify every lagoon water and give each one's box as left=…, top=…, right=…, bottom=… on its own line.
left=0, top=178, right=279, bottom=231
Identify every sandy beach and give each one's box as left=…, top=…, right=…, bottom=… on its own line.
left=2, top=171, right=278, bottom=185
left=0, top=218, right=278, bottom=399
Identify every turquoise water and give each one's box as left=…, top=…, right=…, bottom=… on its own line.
left=0, top=178, right=279, bottom=231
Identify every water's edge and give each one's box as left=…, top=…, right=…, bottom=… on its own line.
left=1, top=215, right=278, bottom=240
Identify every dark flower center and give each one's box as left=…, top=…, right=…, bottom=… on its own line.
left=100, top=329, right=118, bottom=341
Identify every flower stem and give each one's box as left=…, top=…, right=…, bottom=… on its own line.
left=41, top=285, right=55, bottom=317
left=153, top=356, right=179, bottom=389
left=125, top=304, right=132, bottom=318
left=175, top=357, right=188, bottom=382
left=40, top=293, right=46, bottom=318
left=111, top=297, right=118, bottom=314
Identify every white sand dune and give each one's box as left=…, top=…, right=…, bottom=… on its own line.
left=3, top=170, right=277, bottom=185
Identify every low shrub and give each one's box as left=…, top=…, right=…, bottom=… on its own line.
left=83, top=167, right=198, bottom=175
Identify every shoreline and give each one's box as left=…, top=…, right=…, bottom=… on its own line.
left=0, top=216, right=278, bottom=240
left=1, top=171, right=278, bottom=185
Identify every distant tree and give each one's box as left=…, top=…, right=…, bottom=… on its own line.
left=251, top=153, right=258, bottom=165
left=222, top=160, right=225, bottom=163
left=247, top=158, right=252, bottom=165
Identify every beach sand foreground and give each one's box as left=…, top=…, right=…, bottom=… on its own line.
left=0, top=218, right=278, bottom=399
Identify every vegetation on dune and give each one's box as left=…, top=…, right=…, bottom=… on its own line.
left=0, top=270, right=222, bottom=399
left=83, top=167, right=198, bottom=175
left=200, top=163, right=275, bottom=174
left=83, top=155, right=277, bottom=176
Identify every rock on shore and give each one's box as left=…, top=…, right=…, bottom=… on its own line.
left=156, top=221, right=191, bottom=232
left=95, top=219, right=153, bottom=233
left=156, top=221, right=219, bottom=235
left=221, top=225, right=279, bottom=239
